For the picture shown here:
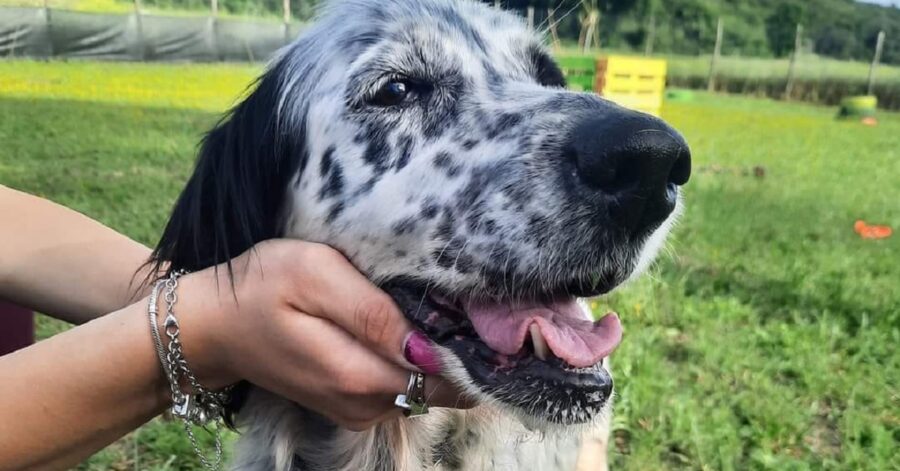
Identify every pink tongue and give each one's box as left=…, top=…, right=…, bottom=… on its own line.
left=465, top=299, right=622, bottom=368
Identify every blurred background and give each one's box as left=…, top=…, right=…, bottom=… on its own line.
left=1, top=0, right=897, bottom=469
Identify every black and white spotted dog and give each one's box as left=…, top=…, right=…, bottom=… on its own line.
left=152, top=0, right=691, bottom=469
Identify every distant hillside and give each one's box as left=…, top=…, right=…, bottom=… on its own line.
left=504, top=0, right=900, bottom=66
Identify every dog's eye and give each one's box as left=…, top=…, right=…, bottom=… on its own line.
left=371, top=80, right=412, bottom=107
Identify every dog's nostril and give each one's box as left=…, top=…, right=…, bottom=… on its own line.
left=570, top=110, right=691, bottom=236
left=574, top=127, right=690, bottom=194
left=668, top=146, right=692, bottom=186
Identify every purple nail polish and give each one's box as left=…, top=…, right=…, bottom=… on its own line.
left=404, top=331, right=442, bottom=375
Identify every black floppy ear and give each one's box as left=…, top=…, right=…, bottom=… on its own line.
left=151, top=62, right=307, bottom=274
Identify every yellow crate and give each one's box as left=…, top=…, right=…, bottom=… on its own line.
left=595, top=55, right=667, bottom=116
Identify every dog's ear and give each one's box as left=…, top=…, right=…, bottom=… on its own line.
left=150, top=62, right=307, bottom=275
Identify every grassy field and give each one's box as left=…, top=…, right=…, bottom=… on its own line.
left=552, top=46, right=900, bottom=85
left=4, top=0, right=900, bottom=107
left=664, top=53, right=900, bottom=83
left=663, top=54, right=900, bottom=110
left=1, top=61, right=898, bottom=470
left=557, top=47, right=900, bottom=109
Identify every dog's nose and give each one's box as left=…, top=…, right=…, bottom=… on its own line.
left=570, top=108, right=691, bottom=237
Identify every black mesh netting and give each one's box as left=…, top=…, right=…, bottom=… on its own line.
left=0, top=6, right=301, bottom=62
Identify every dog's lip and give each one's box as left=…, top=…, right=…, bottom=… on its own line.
left=383, top=282, right=620, bottom=370
left=383, top=282, right=615, bottom=423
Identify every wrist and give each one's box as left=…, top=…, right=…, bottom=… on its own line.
left=151, top=272, right=239, bottom=392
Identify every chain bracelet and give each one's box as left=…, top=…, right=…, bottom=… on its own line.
left=149, top=269, right=230, bottom=471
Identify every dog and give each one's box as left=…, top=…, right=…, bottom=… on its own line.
left=151, top=0, right=691, bottom=469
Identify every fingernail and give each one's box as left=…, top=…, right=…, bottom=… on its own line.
left=404, top=331, right=442, bottom=375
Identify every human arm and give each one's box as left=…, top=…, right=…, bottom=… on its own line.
left=0, top=185, right=154, bottom=324
left=0, top=240, right=464, bottom=470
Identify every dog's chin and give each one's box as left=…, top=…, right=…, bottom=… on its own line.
left=384, top=279, right=621, bottom=427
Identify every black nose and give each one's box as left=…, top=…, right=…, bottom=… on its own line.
left=570, top=109, right=691, bottom=237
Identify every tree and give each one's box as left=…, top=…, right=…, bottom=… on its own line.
left=815, top=26, right=860, bottom=60
left=765, top=2, right=804, bottom=57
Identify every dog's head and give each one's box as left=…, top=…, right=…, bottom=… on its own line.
left=155, top=0, right=690, bottom=429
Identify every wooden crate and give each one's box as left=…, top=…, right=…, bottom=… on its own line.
left=556, top=55, right=596, bottom=92
left=596, top=55, right=667, bottom=116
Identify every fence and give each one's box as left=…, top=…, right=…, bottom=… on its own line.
left=3, top=4, right=899, bottom=109
left=0, top=6, right=304, bottom=61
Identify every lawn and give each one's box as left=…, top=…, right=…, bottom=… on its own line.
left=553, top=46, right=900, bottom=85
left=1, top=61, right=898, bottom=470
left=558, top=47, right=900, bottom=109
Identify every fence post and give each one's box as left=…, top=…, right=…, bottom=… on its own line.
left=43, top=0, right=54, bottom=57
left=707, top=17, right=723, bottom=92
left=133, top=0, right=145, bottom=60
left=867, top=30, right=885, bottom=96
left=784, top=23, right=802, bottom=99
left=526, top=6, right=534, bottom=30
left=209, top=0, right=220, bottom=61
left=644, top=12, right=655, bottom=56
left=283, top=0, right=291, bottom=45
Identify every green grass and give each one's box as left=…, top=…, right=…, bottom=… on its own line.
left=558, top=46, right=900, bottom=83
left=1, top=0, right=133, bottom=13
left=662, top=54, right=900, bottom=110
left=1, top=61, right=898, bottom=470
left=558, top=47, right=900, bottom=109
left=664, top=53, right=900, bottom=83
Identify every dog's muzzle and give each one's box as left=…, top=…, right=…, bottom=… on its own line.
left=566, top=105, right=692, bottom=239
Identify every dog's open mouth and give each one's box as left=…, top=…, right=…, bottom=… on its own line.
left=385, top=282, right=622, bottom=423
left=461, top=298, right=622, bottom=367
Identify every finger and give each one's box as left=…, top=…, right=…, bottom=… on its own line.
left=282, top=314, right=414, bottom=395
left=375, top=372, right=476, bottom=417
left=356, top=376, right=457, bottom=428
left=261, top=317, right=411, bottom=429
left=295, top=249, right=417, bottom=370
left=325, top=373, right=478, bottom=430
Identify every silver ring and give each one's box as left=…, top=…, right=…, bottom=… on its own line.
left=394, top=371, right=428, bottom=417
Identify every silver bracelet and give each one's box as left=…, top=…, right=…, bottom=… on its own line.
left=149, top=270, right=229, bottom=470
left=148, top=280, right=173, bottom=380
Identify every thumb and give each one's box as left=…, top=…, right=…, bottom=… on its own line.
left=343, top=292, right=443, bottom=375
left=348, top=292, right=419, bottom=369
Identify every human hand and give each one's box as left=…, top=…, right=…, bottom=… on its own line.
left=171, top=240, right=470, bottom=430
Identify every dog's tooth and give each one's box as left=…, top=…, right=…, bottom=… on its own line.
left=529, top=324, right=550, bottom=361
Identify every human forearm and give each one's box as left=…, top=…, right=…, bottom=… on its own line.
left=0, top=300, right=170, bottom=470
left=0, top=186, right=154, bottom=323
left=0, top=240, right=470, bottom=469
left=0, top=273, right=236, bottom=471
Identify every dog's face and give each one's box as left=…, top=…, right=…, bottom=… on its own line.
left=156, top=0, right=690, bottom=429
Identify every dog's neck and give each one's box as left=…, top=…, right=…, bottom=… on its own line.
left=230, top=389, right=586, bottom=471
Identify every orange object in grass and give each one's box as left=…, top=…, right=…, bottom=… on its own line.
left=861, top=117, right=878, bottom=126
left=854, top=220, right=893, bottom=240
